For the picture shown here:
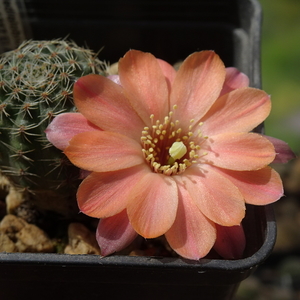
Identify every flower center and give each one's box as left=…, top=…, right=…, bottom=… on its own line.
left=168, top=141, right=187, bottom=164
left=141, top=105, right=208, bottom=175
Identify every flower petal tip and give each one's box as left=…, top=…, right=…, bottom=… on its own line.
left=265, top=136, right=296, bottom=163
left=96, top=211, right=138, bottom=256
left=213, top=224, right=246, bottom=259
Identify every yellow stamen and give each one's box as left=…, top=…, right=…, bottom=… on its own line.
left=140, top=105, right=208, bottom=176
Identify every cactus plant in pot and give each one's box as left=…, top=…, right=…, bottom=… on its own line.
left=0, top=0, right=296, bottom=300
left=0, top=39, right=108, bottom=218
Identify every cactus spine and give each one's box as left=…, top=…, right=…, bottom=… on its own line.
left=0, top=39, right=107, bottom=216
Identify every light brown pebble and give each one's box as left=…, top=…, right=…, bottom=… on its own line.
left=0, top=214, right=54, bottom=253
left=0, top=231, right=17, bottom=252
left=64, top=222, right=100, bottom=255
left=0, top=213, right=26, bottom=233
left=5, top=187, right=26, bottom=215
left=0, top=175, right=10, bottom=199
left=15, top=223, right=54, bottom=252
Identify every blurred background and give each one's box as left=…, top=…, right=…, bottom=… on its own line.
left=236, top=1, right=300, bottom=299
left=260, top=0, right=300, bottom=155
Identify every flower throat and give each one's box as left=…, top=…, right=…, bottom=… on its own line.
left=141, top=105, right=207, bottom=175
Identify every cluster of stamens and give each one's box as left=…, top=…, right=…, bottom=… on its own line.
left=141, top=105, right=208, bottom=175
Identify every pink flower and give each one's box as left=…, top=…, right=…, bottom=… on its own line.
left=46, top=50, right=294, bottom=260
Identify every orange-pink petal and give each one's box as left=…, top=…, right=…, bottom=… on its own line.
left=77, top=164, right=150, bottom=218
left=204, top=132, right=276, bottom=171
left=96, top=210, right=138, bottom=256
left=118, top=50, right=170, bottom=125
left=165, top=179, right=216, bottom=260
left=264, top=135, right=296, bottom=163
left=74, top=74, right=144, bottom=140
left=201, top=88, right=271, bottom=136
left=45, top=112, right=99, bottom=150
left=127, top=172, right=178, bottom=238
left=156, top=58, right=177, bottom=92
left=184, top=165, right=245, bottom=226
left=170, top=51, right=226, bottom=126
left=213, top=223, right=246, bottom=259
left=64, top=131, right=144, bottom=172
left=220, top=67, right=249, bottom=96
left=215, top=166, right=284, bottom=205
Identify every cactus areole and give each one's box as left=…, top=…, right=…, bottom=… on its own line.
left=0, top=39, right=107, bottom=215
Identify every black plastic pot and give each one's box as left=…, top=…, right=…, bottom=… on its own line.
left=0, top=1, right=276, bottom=299
left=0, top=205, right=276, bottom=300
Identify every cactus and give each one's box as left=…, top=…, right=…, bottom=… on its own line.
left=0, top=39, right=107, bottom=216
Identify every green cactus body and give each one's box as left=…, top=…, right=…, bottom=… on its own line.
left=0, top=39, right=107, bottom=216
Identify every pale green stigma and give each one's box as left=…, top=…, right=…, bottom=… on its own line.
left=168, top=141, right=187, bottom=164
